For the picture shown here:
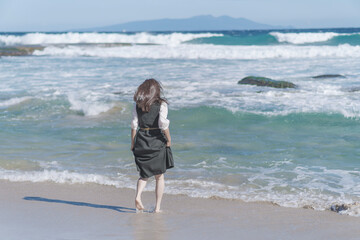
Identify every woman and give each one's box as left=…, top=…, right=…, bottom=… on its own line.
left=131, top=78, right=174, bottom=213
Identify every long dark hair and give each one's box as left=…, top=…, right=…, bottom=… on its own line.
left=133, top=78, right=167, bottom=112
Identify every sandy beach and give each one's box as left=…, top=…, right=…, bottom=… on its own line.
left=1, top=180, right=360, bottom=240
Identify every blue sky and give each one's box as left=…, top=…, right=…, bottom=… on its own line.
left=0, top=0, right=359, bottom=31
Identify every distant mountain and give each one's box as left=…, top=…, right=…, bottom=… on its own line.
left=76, top=15, right=289, bottom=32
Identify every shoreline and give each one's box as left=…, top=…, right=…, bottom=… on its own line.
left=1, top=180, right=360, bottom=239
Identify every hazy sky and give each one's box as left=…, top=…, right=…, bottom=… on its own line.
left=0, top=0, right=359, bottom=31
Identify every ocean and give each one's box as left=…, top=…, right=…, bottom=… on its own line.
left=1, top=28, right=360, bottom=216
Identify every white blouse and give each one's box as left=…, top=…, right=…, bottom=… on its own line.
left=131, top=102, right=170, bottom=130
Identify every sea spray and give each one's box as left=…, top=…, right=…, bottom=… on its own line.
left=33, top=44, right=360, bottom=59
left=0, top=32, right=223, bottom=46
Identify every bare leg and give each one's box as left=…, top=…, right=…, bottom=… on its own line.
left=154, top=174, right=164, bottom=213
left=135, top=177, right=148, bottom=210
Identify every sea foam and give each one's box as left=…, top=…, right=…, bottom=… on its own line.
left=270, top=32, right=359, bottom=44
left=67, top=94, right=114, bottom=116
left=0, top=96, right=32, bottom=108
left=0, top=32, right=222, bottom=46
left=1, top=167, right=359, bottom=216
left=0, top=169, right=125, bottom=186
left=33, top=44, right=360, bottom=59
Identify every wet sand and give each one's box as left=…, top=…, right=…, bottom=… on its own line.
left=1, top=180, right=360, bottom=240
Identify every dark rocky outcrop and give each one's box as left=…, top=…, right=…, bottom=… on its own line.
left=238, top=76, right=296, bottom=88
left=312, top=74, right=345, bottom=79
left=0, top=46, right=44, bottom=56
left=347, top=87, right=360, bottom=92
left=330, top=204, right=348, bottom=213
left=339, top=86, right=360, bottom=92
left=340, top=86, right=360, bottom=92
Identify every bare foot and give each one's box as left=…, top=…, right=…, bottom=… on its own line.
left=135, top=199, right=144, bottom=211
left=154, top=209, right=162, bottom=213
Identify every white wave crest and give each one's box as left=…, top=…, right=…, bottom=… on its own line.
left=171, top=80, right=360, bottom=118
left=0, top=32, right=222, bottom=46
left=33, top=44, right=360, bottom=59
left=1, top=167, right=360, bottom=216
left=270, top=32, right=356, bottom=44
left=67, top=94, right=114, bottom=116
left=0, top=169, right=124, bottom=185
left=0, top=96, right=32, bottom=108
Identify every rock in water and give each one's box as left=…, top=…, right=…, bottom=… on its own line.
left=312, top=74, right=345, bottom=79
left=347, top=87, right=360, bottom=92
left=237, top=76, right=296, bottom=88
left=330, top=204, right=348, bottom=213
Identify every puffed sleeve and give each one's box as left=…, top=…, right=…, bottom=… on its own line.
left=158, top=102, right=170, bottom=130
left=131, top=104, right=138, bottom=130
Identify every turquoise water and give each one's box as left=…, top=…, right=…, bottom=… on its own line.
left=189, top=29, right=360, bottom=46
left=1, top=28, right=360, bottom=215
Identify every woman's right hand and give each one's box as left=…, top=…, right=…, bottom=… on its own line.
left=163, top=128, right=171, bottom=147
left=131, top=128, right=136, bottom=151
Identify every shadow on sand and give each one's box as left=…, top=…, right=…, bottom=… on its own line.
left=23, top=196, right=136, bottom=213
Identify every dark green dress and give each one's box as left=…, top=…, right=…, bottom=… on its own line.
left=132, top=102, right=174, bottom=178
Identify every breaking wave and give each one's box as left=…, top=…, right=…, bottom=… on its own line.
left=1, top=166, right=359, bottom=216
left=0, top=32, right=223, bottom=46
left=270, top=31, right=360, bottom=44
left=33, top=44, right=360, bottom=59
left=0, top=97, right=33, bottom=108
